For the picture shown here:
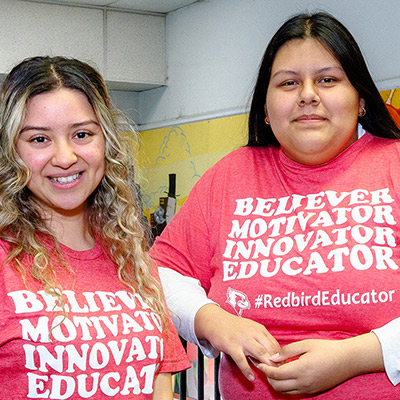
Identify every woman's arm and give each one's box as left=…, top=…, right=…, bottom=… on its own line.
left=158, top=267, right=219, bottom=358
left=159, top=267, right=281, bottom=381
left=152, top=373, right=173, bottom=400
left=262, top=318, right=400, bottom=395
left=259, top=332, right=384, bottom=395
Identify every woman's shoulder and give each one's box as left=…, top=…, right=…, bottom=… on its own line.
left=192, top=146, right=269, bottom=186
left=218, top=145, right=272, bottom=161
left=187, top=146, right=275, bottom=203
left=204, top=146, right=273, bottom=175
left=365, top=133, right=400, bottom=154
left=367, top=132, right=400, bottom=145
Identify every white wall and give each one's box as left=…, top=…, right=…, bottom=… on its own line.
left=139, top=0, right=400, bottom=129
left=109, top=90, right=141, bottom=124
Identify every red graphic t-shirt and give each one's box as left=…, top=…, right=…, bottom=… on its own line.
left=151, top=132, right=400, bottom=399
left=0, top=241, right=189, bottom=399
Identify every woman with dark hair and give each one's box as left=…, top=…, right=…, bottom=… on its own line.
left=151, top=11, right=400, bottom=399
left=248, top=12, right=399, bottom=147
left=0, top=56, right=189, bottom=399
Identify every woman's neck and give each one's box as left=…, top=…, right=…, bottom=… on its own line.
left=44, top=209, right=95, bottom=251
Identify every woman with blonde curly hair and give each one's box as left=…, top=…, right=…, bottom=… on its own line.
left=0, top=56, right=189, bottom=399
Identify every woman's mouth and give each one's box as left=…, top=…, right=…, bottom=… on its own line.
left=50, top=173, right=82, bottom=184
left=295, top=114, right=326, bottom=122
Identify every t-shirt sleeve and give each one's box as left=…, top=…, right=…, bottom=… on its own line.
left=150, top=263, right=191, bottom=374
left=158, top=310, right=191, bottom=374
left=150, top=168, right=223, bottom=358
left=372, top=319, right=400, bottom=385
left=150, top=171, right=216, bottom=293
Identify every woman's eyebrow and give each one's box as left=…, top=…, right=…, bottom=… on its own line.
left=19, top=125, right=50, bottom=134
left=70, top=119, right=100, bottom=128
left=20, top=119, right=100, bottom=134
left=271, top=65, right=344, bottom=79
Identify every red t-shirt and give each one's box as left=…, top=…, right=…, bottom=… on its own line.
left=151, top=132, right=400, bottom=399
left=0, top=241, right=189, bottom=399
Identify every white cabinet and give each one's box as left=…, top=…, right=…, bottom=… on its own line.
left=0, top=1, right=166, bottom=91
left=0, top=1, right=104, bottom=74
left=106, top=11, right=166, bottom=90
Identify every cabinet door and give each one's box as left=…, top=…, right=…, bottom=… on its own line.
left=0, top=1, right=104, bottom=74
left=106, top=11, right=166, bottom=90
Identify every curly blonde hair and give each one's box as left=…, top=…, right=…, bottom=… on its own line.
left=0, top=56, right=166, bottom=319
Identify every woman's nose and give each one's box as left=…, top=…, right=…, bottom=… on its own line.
left=51, top=140, right=78, bottom=168
left=298, top=81, right=320, bottom=106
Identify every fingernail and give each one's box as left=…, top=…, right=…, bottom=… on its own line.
left=248, top=373, right=255, bottom=381
left=269, top=353, right=280, bottom=361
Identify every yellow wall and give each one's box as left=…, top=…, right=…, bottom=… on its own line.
left=138, top=113, right=248, bottom=220
left=380, top=88, right=400, bottom=127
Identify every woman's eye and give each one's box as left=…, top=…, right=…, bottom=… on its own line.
left=281, top=81, right=296, bottom=86
left=75, top=131, right=91, bottom=139
left=31, top=136, right=47, bottom=143
left=320, top=77, right=337, bottom=83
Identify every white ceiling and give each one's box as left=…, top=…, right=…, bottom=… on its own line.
left=20, top=0, right=199, bottom=14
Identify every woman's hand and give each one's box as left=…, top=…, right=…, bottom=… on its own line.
left=195, top=304, right=281, bottom=381
left=258, top=332, right=384, bottom=395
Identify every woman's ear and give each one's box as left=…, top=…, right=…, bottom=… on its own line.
left=358, top=98, right=366, bottom=115
left=264, top=104, right=270, bottom=124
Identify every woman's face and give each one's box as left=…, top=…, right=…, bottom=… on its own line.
left=266, top=38, right=365, bottom=165
left=16, top=88, right=106, bottom=218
